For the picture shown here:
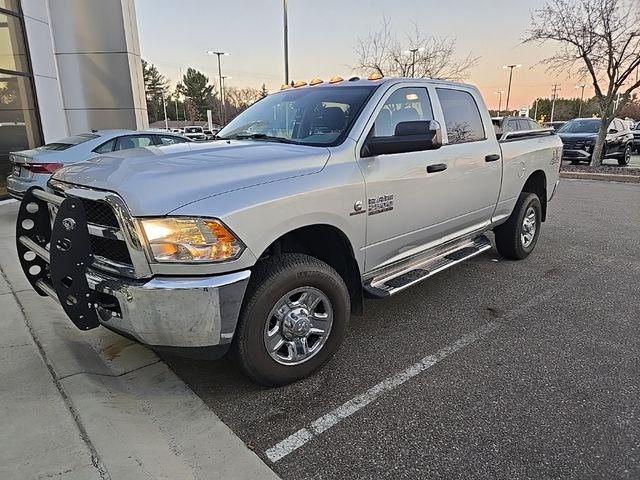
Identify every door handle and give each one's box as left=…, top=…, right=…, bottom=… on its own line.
left=485, top=154, right=501, bottom=162
left=426, top=163, right=447, bottom=173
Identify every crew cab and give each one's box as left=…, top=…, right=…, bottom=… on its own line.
left=558, top=117, right=633, bottom=165
left=16, top=76, right=562, bottom=386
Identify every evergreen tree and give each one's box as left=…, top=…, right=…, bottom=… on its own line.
left=141, top=59, right=169, bottom=124
left=181, top=68, right=215, bottom=120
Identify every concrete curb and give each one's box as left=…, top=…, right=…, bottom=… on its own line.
left=0, top=202, right=280, bottom=480
left=560, top=171, right=640, bottom=183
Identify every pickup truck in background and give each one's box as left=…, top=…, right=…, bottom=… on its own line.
left=16, top=76, right=562, bottom=386
left=492, top=116, right=543, bottom=139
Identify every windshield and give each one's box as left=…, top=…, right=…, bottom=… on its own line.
left=558, top=119, right=601, bottom=134
left=218, top=85, right=377, bottom=146
left=37, top=134, right=98, bottom=151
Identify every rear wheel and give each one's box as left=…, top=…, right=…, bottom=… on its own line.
left=232, top=253, right=350, bottom=386
left=494, top=192, right=542, bottom=260
left=618, top=144, right=632, bottom=166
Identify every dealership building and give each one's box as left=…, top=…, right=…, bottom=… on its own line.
left=0, top=0, right=147, bottom=197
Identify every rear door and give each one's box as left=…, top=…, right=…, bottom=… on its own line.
left=431, top=87, right=502, bottom=235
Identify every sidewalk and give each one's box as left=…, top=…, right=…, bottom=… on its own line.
left=0, top=200, right=279, bottom=480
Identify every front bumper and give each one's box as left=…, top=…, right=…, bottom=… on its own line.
left=562, top=148, right=591, bottom=161
left=88, top=268, right=250, bottom=351
left=15, top=187, right=251, bottom=358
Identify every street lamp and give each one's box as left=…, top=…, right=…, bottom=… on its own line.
left=502, top=64, right=522, bottom=113
left=207, top=50, right=230, bottom=124
left=404, top=47, right=425, bottom=78
left=283, top=0, right=289, bottom=85
left=575, top=84, right=586, bottom=117
left=494, top=91, right=504, bottom=116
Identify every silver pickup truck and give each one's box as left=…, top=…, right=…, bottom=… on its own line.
left=16, top=76, right=562, bottom=386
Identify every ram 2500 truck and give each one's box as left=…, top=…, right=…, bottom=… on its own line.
left=16, top=76, right=562, bottom=386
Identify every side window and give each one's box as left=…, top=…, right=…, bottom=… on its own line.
left=158, top=135, right=188, bottom=145
left=436, top=88, right=486, bottom=144
left=116, top=135, right=154, bottom=150
left=372, top=88, right=433, bottom=137
left=507, top=120, right=520, bottom=132
left=528, top=119, right=542, bottom=130
left=93, top=139, right=115, bottom=154
left=517, top=119, right=531, bottom=131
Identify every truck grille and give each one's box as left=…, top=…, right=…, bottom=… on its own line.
left=89, top=236, right=132, bottom=264
left=82, top=199, right=119, bottom=227
left=48, top=182, right=139, bottom=277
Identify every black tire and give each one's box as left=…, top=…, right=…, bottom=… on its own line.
left=494, top=192, right=542, bottom=260
left=570, top=160, right=581, bottom=165
left=232, top=253, right=350, bottom=387
left=618, top=144, right=632, bottom=166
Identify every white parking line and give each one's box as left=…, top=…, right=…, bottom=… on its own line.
left=265, top=320, right=499, bottom=463
left=0, top=198, right=17, bottom=206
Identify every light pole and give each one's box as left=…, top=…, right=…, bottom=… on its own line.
left=404, top=47, right=424, bottom=78
left=207, top=50, right=230, bottom=125
left=502, top=64, right=522, bottom=113
left=494, top=91, right=504, bottom=116
left=283, top=0, right=289, bottom=85
left=159, top=89, right=168, bottom=130
left=217, top=76, right=232, bottom=120
left=575, top=84, right=586, bottom=117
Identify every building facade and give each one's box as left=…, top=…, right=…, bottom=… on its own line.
left=0, top=0, right=147, bottom=198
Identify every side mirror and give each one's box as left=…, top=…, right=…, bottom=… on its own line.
left=362, top=120, right=442, bottom=157
left=608, top=128, right=618, bottom=134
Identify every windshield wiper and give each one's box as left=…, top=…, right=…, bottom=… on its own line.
left=230, top=133, right=298, bottom=144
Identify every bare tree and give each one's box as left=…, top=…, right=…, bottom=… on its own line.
left=525, top=0, right=640, bottom=166
left=355, top=19, right=479, bottom=81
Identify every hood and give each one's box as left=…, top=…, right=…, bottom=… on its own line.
left=558, top=132, right=598, bottom=143
left=52, top=140, right=330, bottom=215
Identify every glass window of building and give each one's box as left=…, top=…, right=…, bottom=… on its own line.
left=0, top=2, right=42, bottom=198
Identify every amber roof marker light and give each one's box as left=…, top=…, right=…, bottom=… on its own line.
left=328, top=76, right=344, bottom=84
left=368, top=72, right=384, bottom=81
left=309, top=78, right=324, bottom=86
left=293, top=80, right=308, bottom=88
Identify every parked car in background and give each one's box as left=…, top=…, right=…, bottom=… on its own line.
left=557, top=118, right=633, bottom=165
left=203, top=129, right=219, bottom=140
left=542, top=121, right=567, bottom=131
left=632, top=122, right=640, bottom=153
left=492, top=116, right=542, bottom=139
left=183, top=126, right=207, bottom=140
left=7, top=130, right=191, bottom=199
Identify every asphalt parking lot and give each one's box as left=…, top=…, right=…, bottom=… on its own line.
left=163, top=179, right=640, bottom=480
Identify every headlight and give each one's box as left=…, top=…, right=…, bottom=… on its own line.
left=140, top=217, right=244, bottom=263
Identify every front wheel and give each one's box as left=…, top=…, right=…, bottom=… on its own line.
left=232, top=253, right=350, bottom=386
left=494, top=192, right=542, bottom=260
left=618, top=144, right=632, bottom=166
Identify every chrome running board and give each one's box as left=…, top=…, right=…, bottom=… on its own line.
left=363, top=235, right=492, bottom=297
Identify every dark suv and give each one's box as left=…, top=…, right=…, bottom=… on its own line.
left=558, top=118, right=633, bottom=165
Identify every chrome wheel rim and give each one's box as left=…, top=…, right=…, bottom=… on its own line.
left=625, top=146, right=631, bottom=164
left=263, top=286, right=333, bottom=365
left=521, top=207, right=537, bottom=248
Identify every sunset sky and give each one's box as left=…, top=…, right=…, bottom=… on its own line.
left=136, top=0, right=593, bottom=110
